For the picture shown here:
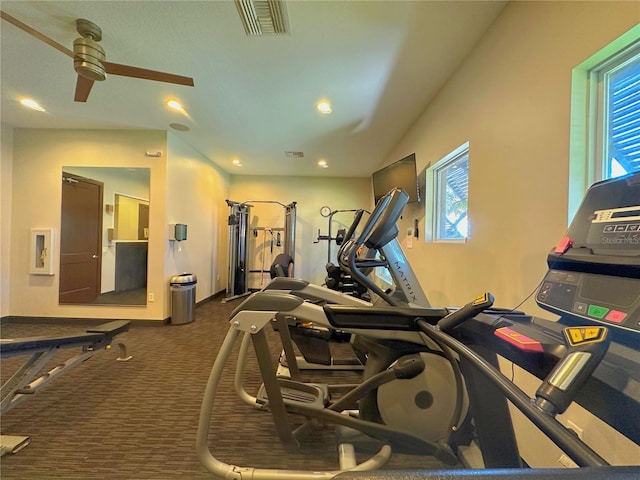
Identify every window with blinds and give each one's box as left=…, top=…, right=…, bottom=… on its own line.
left=598, top=44, right=640, bottom=178
left=425, top=142, right=469, bottom=242
left=568, top=33, right=639, bottom=223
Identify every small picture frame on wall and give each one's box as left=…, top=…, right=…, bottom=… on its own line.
left=30, top=228, right=54, bottom=275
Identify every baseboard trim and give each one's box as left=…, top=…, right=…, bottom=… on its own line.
left=0, top=290, right=227, bottom=327
left=196, top=289, right=226, bottom=307
left=0, top=316, right=168, bottom=327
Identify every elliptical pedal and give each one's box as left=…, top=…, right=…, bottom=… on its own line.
left=256, top=378, right=329, bottom=408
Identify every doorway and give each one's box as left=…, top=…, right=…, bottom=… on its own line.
left=59, top=172, right=103, bottom=304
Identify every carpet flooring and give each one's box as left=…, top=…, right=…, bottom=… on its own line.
left=1, top=297, right=449, bottom=479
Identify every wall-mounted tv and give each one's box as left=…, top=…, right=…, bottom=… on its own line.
left=371, top=153, right=419, bottom=204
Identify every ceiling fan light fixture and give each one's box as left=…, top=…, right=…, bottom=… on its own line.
left=73, top=37, right=106, bottom=81
left=2, top=13, right=194, bottom=103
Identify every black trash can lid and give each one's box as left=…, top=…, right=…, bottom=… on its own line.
left=170, top=273, right=197, bottom=285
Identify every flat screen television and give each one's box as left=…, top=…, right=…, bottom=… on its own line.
left=371, top=153, right=419, bottom=204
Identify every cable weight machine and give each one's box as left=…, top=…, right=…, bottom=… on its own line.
left=224, top=199, right=296, bottom=303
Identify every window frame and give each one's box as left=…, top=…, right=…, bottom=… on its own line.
left=425, top=141, right=470, bottom=243
left=568, top=25, right=640, bottom=223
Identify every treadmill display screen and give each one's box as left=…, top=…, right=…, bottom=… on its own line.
left=587, top=205, right=640, bottom=256
left=581, top=275, right=638, bottom=307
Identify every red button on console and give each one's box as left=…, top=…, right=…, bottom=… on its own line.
left=495, top=327, right=544, bottom=353
left=605, top=310, right=627, bottom=323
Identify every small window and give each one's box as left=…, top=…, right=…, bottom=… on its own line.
left=425, top=142, right=469, bottom=242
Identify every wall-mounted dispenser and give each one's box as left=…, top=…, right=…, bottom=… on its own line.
left=169, top=224, right=188, bottom=242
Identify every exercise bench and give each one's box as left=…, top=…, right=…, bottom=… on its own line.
left=0, top=320, right=131, bottom=455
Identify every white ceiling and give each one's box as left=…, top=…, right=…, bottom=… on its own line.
left=0, top=1, right=506, bottom=177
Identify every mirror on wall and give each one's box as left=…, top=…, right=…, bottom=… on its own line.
left=59, top=167, right=150, bottom=306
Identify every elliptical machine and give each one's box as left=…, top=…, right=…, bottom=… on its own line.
left=260, top=188, right=431, bottom=374
left=197, top=174, right=640, bottom=479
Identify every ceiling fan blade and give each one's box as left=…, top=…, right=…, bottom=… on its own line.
left=0, top=10, right=73, bottom=58
left=103, top=61, right=195, bottom=87
left=74, top=75, right=95, bottom=102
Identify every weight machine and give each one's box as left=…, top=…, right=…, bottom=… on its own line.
left=224, top=199, right=296, bottom=303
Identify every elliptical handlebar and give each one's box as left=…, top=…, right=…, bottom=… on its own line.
left=437, top=293, right=495, bottom=332
left=336, top=209, right=367, bottom=273
left=347, top=188, right=409, bottom=305
left=341, top=209, right=365, bottom=250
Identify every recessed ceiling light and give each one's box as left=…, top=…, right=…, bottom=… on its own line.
left=19, top=98, right=45, bottom=112
left=316, top=101, right=332, bottom=114
left=232, top=159, right=242, bottom=166
left=166, top=100, right=184, bottom=111
left=318, top=159, right=328, bottom=168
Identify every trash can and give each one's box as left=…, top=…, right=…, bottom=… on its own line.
left=170, top=273, right=197, bottom=325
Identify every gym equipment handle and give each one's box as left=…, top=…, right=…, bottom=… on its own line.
left=438, top=293, right=495, bottom=333
left=391, top=356, right=425, bottom=379
left=535, top=326, right=611, bottom=415
left=417, top=322, right=608, bottom=467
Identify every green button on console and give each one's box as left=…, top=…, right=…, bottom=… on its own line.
left=588, top=304, right=609, bottom=319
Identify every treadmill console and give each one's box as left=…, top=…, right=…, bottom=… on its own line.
left=537, top=270, right=639, bottom=334
left=537, top=173, right=640, bottom=340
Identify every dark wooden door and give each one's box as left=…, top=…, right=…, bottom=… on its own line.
left=59, top=172, right=103, bottom=304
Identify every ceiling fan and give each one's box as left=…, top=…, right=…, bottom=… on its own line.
left=0, top=10, right=195, bottom=102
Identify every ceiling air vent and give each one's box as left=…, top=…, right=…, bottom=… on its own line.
left=285, top=151, right=304, bottom=158
left=235, top=0, right=290, bottom=36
